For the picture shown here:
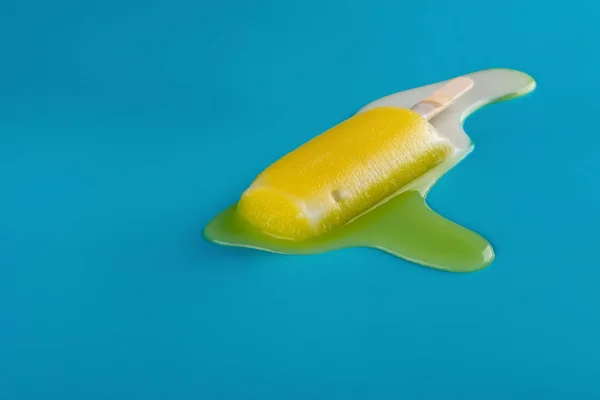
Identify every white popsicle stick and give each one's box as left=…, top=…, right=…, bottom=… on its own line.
left=411, top=76, right=474, bottom=121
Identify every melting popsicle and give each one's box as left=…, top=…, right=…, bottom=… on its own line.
left=204, top=68, right=536, bottom=272
left=237, top=77, right=473, bottom=241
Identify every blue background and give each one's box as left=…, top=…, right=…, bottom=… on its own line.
left=1, top=0, right=598, bottom=398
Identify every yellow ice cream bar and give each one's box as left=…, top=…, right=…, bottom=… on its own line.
left=237, top=106, right=456, bottom=240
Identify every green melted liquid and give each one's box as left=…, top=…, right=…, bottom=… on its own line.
left=204, top=190, right=493, bottom=272
left=203, top=68, right=535, bottom=273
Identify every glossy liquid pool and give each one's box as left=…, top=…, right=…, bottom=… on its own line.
left=204, top=68, right=535, bottom=272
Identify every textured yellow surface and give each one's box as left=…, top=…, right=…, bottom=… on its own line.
left=237, top=106, right=455, bottom=240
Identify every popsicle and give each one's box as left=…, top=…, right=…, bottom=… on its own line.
left=237, top=77, right=474, bottom=240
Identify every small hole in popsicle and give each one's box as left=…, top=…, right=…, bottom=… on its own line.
left=331, top=189, right=346, bottom=202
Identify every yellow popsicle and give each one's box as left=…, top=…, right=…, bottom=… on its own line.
left=237, top=106, right=455, bottom=241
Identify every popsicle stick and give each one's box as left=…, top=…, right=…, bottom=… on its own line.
left=411, top=76, right=474, bottom=120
